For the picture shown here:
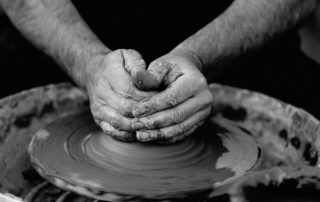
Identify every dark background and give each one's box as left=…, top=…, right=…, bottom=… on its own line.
left=1, top=0, right=320, bottom=118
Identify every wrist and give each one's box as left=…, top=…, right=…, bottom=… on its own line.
left=170, top=46, right=204, bottom=71
left=71, top=46, right=111, bottom=89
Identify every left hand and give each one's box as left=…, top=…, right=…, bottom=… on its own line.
left=131, top=52, right=213, bottom=143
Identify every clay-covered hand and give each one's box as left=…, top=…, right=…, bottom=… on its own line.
left=86, top=49, right=153, bottom=141
left=132, top=53, right=213, bottom=143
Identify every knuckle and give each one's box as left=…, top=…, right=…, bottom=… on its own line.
left=157, top=61, right=166, bottom=71
left=172, top=110, right=184, bottom=124
left=165, top=92, right=179, bottom=107
left=118, top=100, right=133, bottom=117
left=177, top=123, right=187, bottom=135
left=152, top=119, right=161, bottom=129
left=108, top=116, right=120, bottom=128
left=197, top=76, right=208, bottom=87
left=147, top=119, right=158, bottom=129
left=155, top=129, right=162, bottom=138
left=159, top=60, right=172, bottom=68
left=141, top=117, right=161, bottom=129
left=150, top=60, right=169, bottom=75
left=144, top=103, right=158, bottom=114
left=122, top=87, right=136, bottom=98
left=134, top=59, right=146, bottom=68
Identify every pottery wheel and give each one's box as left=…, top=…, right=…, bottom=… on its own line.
left=28, top=111, right=261, bottom=201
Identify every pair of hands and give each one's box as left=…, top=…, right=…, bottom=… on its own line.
left=86, top=49, right=212, bottom=143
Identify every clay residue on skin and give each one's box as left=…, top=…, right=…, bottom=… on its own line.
left=29, top=112, right=260, bottom=200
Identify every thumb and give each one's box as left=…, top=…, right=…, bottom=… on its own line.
left=121, top=49, right=157, bottom=90
left=144, top=60, right=172, bottom=89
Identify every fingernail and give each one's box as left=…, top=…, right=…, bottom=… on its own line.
left=131, top=121, right=145, bottom=130
left=137, top=131, right=151, bottom=141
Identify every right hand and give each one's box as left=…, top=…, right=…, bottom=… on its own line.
left=85, top=49, right=154, bottom=141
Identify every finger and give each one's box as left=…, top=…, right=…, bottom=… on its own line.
left=131, top=91, right=212, bottom=130
left=107, top=50, right=153, bottom=100
left=95, top=81, right=137, bottom=117
left=147, top=60, right=183, bottom=86
left=98, top=121, right=134, bottom=141
left=133, top=59, right=183, bottom=91
left=136, top=107, right=211, bottom=141
left=112, top=83, right=155, bottom=102
left=121, top=49, right=158, bottom=91
left=121, top=49, right=147, bottom=72
left=132, top=76, right=197, bottom=117
left=92, top=104, right=133, bottom=131
left=105, top=90, right=136, bottom=117
left=137, top=60, right=172, bottom=90
left=159, top=124, right=200, bottom=144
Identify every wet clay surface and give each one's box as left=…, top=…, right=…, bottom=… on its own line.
left=28, top=111, right=260, bottom=201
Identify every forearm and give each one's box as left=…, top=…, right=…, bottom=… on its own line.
left=0, top=0, right=110, bottom=87
left=172, top=0, right=319, bottom=75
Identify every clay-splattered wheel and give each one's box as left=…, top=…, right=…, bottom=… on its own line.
left=2, top=83, right=319, bottom=202
left=228, top=166, right=320, bottom=202
left=28, top=110, right=261, bottom=201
